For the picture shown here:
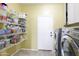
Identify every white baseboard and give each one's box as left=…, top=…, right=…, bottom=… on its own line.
left=21, top=48, right=38, bottom=51
left=11, top=49, right=21, bottom=56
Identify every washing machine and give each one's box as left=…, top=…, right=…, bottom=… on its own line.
left=55, top=28, right=75, bottom=56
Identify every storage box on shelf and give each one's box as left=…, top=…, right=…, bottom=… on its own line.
left=18, top=12, right=26, bottom=32
left=19, top=18, right=26, bottom=32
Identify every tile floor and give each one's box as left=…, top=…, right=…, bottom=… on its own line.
left=14, top=50, right=56, bottom=56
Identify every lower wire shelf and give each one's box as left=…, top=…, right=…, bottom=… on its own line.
left=0, top=39, right=26, bottom=52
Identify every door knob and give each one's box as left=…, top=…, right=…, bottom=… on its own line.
left=50, top=32, right=52, bottom=34
left=50, top=35, right=53, bottom=37
left=50, top=32, right=54, bottom=37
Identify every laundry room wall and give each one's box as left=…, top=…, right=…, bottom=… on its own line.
left=20, top=3, right=65, bottom=49
left=7, top=4, right=21, bottom=12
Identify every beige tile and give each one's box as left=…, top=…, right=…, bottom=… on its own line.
left=14, top=50, right=55, bottom=56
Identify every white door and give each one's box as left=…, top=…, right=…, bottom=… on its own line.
left=37, top=16, right=54, bottom=50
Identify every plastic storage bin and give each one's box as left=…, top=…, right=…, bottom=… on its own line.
left=0, top=30, right=5, bottom=35
left=0, top=40, right=5, bottom=49
left=5, top=39, right=11, bottom=47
